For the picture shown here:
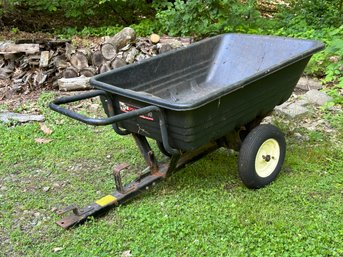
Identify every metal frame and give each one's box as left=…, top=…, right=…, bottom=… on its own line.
left=49, top=91, right=223, bottom=228
left=49, top=90, right=179, bottom=156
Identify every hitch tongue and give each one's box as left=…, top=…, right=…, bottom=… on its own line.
left=55, top=204, right=96, bottom=229
left=56, top=204, right=94, bottom=216
left=56, top=205, right=79, bottom=215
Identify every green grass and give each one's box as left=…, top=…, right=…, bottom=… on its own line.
left=0, top=94, right=342, bottom=256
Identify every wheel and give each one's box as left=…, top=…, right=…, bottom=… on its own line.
left=156, top=141, right=172, bottom=157
left=238, top=124, right=286, bottom=189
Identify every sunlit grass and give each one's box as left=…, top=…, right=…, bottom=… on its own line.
left=0, top=94, right=342, bottom=256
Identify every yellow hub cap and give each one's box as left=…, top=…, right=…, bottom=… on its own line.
left=255, top=139, right=280, bottom=178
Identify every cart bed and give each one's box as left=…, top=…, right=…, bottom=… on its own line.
left=91, top=34, right=324, bottom=151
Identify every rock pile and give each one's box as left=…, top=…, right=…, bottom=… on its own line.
left=0, top=27, right=192, bottom=99
left=274, top=77, right=333, bottom=119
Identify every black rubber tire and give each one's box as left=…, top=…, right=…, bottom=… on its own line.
left=238, top=124, right=286, bottom=189
left=156, top=141, right=172, bottom=157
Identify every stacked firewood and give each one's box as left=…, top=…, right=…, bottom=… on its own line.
left=0, top=39, right=69, bottom=94
left=0, top=27, right=192, bottom=97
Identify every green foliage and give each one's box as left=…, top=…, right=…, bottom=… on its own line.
left=271, top=1, right=342, bottom=92
left=57, top=21, right=157, bottom=38
left=278, top=0, right=343, bottom=28
left=273, top=24, right=343, bottom=91
left=130, top=19, right=157, bottom=37
left=3, top=0, right=59, bottom=13
left=95, top=0, right=154, bottom=25
left=10, top=27, right=19, bottom=33
left=58, top=25, right=123, bottom=38
left=3, top=0, right=153, bottom=27
left=321, top=38, right=343, bottom=84
left=265, top=1, right=342, bottom=98
left=154, top=0, right=223, bottom=36
left=153, top=0, right=262, bottom=37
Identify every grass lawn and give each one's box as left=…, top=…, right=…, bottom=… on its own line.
left=0, top=93, right=342, bottom=256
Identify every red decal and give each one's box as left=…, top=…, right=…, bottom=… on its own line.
left=119, top=101, right=154, bottom=121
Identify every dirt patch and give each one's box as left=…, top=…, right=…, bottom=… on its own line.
left=1, top=8, right=81, bottom=33
left=0, top=29, right=53, bottom=42
left=0, top=89, right=45, bottom=113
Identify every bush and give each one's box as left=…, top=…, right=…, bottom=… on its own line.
left=1, top=0, right=154, bottom=28
left=273, top=22, right=343, bottom=90
left=277, top=0, right=343, bottom=28
left=153, top=0, right=262, bottom=37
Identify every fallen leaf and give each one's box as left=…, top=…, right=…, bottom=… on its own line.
left=121, top=250, right=132, bottom=257
left=35, top=138, right=53, bottom=144
left=39, top=122, right=53, bottom=135
left=53, top=247, right=63, bottom=253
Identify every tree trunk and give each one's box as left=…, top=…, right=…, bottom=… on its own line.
left=77, top=48, right=92, bottom=62
left=150, top=33, right=160, bottom=44
left=33, top=71, right=48, bottom=86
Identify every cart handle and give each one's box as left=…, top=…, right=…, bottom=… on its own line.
left=49, top=90, right=179, bottom=155
left=50, top=90, right=158, bottom=126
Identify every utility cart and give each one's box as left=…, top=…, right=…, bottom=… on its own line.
left=50, top=33, right=324, bottom=228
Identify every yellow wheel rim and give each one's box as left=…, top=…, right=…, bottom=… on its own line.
left=255, top=138, right=280, bottom=178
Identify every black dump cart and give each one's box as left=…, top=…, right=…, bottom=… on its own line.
left=50, top=33, right=324, bottom=228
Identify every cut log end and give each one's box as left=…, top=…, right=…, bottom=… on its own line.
left=80, top=67, right=96, bottom=77
left=63, top=67, right=78, bottom=78
left=150, top=33, right=160, bottom=44
left=111, top=58, right=126, bottom=69
left=101, top=43, right=116, bottom=60
left=99, top=63, right=111, bottom=74
left=70, top=52, right=89, bottom=70
left=91, top=50, right=105, bottom=67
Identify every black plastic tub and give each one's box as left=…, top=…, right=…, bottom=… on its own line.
left=90, top=34, right=323, bottom=151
